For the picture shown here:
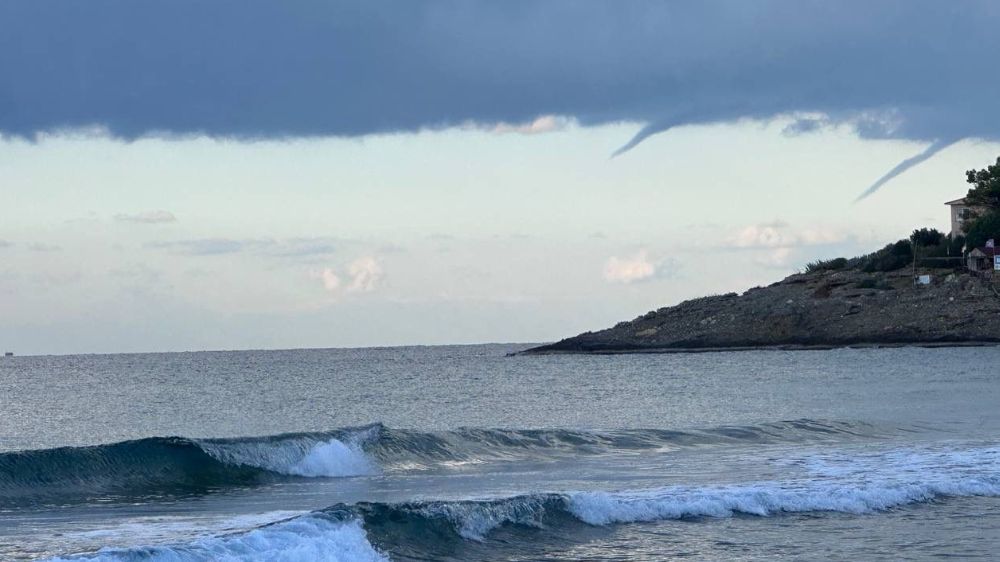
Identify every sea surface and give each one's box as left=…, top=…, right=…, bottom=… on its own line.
left=1, top=344, right=999, bottom=561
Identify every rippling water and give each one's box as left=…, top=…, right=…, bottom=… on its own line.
left=2, top=344, right=999, bottom=560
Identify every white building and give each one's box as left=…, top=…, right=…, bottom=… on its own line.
left=945, top=197, right=983, bottom=237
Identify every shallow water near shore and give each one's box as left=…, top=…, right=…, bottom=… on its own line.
left=2, top=344, right=999, bottom=560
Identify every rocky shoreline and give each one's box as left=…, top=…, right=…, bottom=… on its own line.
left=522, top=267, right=1000, bottom=355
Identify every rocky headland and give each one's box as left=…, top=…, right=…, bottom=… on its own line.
left=523, top=266, right=1000, bottom=355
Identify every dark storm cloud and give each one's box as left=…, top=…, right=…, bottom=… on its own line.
left=2, top=1, right=998, bottom=194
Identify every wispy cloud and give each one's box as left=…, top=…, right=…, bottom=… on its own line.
left=114, top=210, right=177, bottom=224
left=146, top=238, right=269, bottom=256
left=146, top=237, right=341, bottom=258
left=265, top=237, right=339, bottom=258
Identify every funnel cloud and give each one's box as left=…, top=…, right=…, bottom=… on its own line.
left=2, top=1, right=997, bottom=192
left=854, top=138, right=962, bottom=202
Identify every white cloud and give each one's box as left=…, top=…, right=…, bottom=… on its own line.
left=728, top=222, right=846, bottom=249
left=316, top=268, right=341, bottom=292
left=347, top=256, right=383, bottom=292
left=312, top=256, right=383, bottom=294
left=729, top=224, right=793, bottom=248
left=462, top=115, right=573, bottom=135
left=114, top=210, right=177, bottom=224
left=604, top=251, right=656, bottom=284
left=494, top=115, right=571, bottom=134
left=726, top=222, right=854, bottom=270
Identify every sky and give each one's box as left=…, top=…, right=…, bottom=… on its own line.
left=2, top=1, right=999, bottom=354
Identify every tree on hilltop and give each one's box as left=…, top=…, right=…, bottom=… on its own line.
left=964, top=213, right=1000, bottom=250
left=965, top=156, right=1000, bottom=209
left=910, top=227, right=945, bottom=247
left=963, top=156, right=1000, bottom=249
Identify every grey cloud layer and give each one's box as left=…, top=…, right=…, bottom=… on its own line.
left=2, top=1, right=996, bottom=147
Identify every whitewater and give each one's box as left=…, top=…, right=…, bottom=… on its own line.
left=2, top=344, right=999, bottom=560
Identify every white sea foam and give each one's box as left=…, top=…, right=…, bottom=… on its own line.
left=46, top=517, right=388, bottom=562
left=568, top=444, right=1000, bottom=525
left=284, top=439, right=376, bottom=477
left=63, top=511, right=306, bottom=544
left=200, top=436, right=377, bottom=478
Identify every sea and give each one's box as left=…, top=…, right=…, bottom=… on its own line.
left=1, top=344, right=999, bottom=561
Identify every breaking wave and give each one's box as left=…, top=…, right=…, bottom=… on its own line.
left=44, top=443, right=1000, bottom=561
left=2, top=419, right=884, bottom=505
left=350, top=443, right=1000, bottom=548
left=0, top=428, right=377, bottom=506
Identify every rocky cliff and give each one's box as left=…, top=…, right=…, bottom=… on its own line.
left=523, top=268, right=1000, bottom=354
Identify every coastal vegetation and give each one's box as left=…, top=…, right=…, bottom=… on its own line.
left=963, top=156, right=1000, bottom=248
left=805, top=228, right=961, bottom=275
left=964, top=212, right=1000, bottom=250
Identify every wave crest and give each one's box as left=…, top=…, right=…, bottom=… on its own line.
left=1, top=419, right=886, bottom=506
left=199, top=431, right=377, bottom=478
left=0, top=428, right=379, bottom=506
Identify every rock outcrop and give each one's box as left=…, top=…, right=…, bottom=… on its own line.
left=523, top=268, right=1000, bottom=354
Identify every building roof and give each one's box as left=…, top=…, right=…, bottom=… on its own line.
left=969, top=246, right=998, bottom=258
left=945, top=197, right=968, bottom=206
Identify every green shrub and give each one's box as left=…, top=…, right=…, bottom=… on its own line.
left=911, top=228, right=945, bottom=247
left=800, top=228, right=966, bottom=274
left=948, top=234, right=966, bottom=255
left=804, top=256, right=849, bottom=273
left=859, top=240, right=912, bottom=272
left=964, top=211, right=1000, bottom=249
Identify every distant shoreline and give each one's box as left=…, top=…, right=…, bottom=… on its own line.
left=517, top=340, right=1000, bottom=356
left=518, top=265, right=1000, bottom=357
